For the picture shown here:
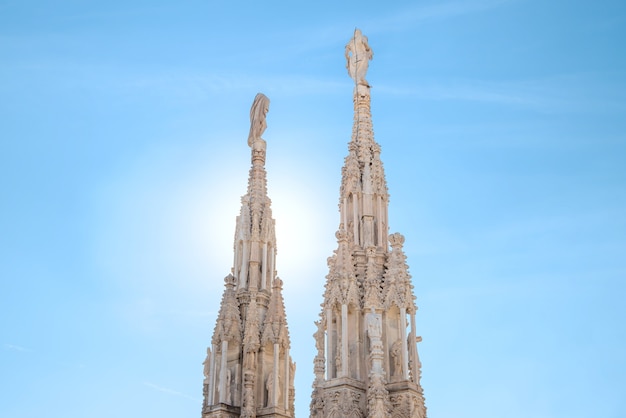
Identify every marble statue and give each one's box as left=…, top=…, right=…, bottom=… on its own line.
left=247, top=93, right=270, bottom=147
left=314, top=320, right=325, bottom=352
left=202, top=347, right=211, bottom=382
left=391, top=340, right=402, bottom=377
left=290, top=359, right=296, bottom=388
left=366, top=308, right=382, bottom=340
left=345, top=28, right=373, bottom=86
left=266, top=372, right=280, bottom=406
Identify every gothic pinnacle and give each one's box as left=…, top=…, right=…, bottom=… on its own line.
left=202, top=94, right=294, bottom=418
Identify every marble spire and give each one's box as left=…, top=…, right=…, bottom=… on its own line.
left=310, top=29, right=427, bottom=418
left=202, top=93, right=295, bottom=418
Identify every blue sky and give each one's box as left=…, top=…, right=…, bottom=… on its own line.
left=1, top=0, right=625, bottom=417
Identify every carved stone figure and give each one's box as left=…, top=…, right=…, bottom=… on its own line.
left=244, top=350, right=256, bottom=371
left=266, top=372, right=280, bottom=407
left=366, top=308, right=382, bottom=340
left=314, top=320, right=325, bottom=353
left=202, top=347, right=211, bottom=382
left=290, top=359, right=296, bottom=388
left=391, top=340, right=402, bottom=377
left=345, top=28, right=373, bottom=86
left=247, top=93, right=270, bottom=147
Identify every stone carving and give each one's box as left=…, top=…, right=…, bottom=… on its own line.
left=366, top=308, right=382, bottom=340
left=408, top=334, right=424, bottom=384
left=325, top=389, right=364, bottom=418
left=310, top=386, right=325, bottom=418
left=265, top=371, right=280, bottom=407
left=289, top=358, right=296, bottom=415
left=314, top=320, right=325, bottom=353
left=367, top=374, right=391, bottom=418
left=391, top=339, right=402, bottom=377
left=248, top=93, right=270, bottom=147
left=262, top=278, right=290, bottom=347
left=243, top=294, right=261, bottom=371
left=241, top=382, right=255, bottom=418
left=363, top=247, right=383, bottom=309
left=243, top=350, right=256, bottom=372
left=202, top=347, right=211, bottom=382
left=390, top=393, right=427, bottom=418
left=384, top=233, right=415, bottom=311
left=345, top=28, right=373, bottom=86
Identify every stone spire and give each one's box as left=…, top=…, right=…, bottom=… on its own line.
left=233, top=93, right=276, bottom=293
left=202, top=93, right=295, bottom=418
left=310, top=30, right=427, bottom=418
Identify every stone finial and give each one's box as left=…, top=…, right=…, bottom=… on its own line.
left=224, top=273, right=237, bottom=288
left=272, top=277, right=284, bottom=290
left=389, top=232, right=405, bottom=248
left=335, top=229, right=349, bottom=242
left=345, top=28, right=373, bottom=86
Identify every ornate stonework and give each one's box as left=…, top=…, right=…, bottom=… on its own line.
left=202, top=30, right=427, bottom=418
left=309, top=29, right=427, bottom=418
left=203, top=94, right=294, bottom=418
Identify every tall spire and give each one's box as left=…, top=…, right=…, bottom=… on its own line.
left=310, top=30, right=427, bottom=418
left=202, top=93, right=295, bottom=418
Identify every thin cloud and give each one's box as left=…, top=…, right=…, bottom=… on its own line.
left=123, top=72, right=347, bottom=99
left=168, top=309, right=215, bottom=318
left=367, top=0, right=516, bottom=33
left=3, top=343, right=33, bottom=353
left=143, top=381, right=200, bottom=402
left=377, top=75, right=626, bottom=114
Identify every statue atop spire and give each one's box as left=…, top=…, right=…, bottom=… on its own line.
left=248, top=93, right=270, bottom=147
left=345, top=28, right=373, bottom=87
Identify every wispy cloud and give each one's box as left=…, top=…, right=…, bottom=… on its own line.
left=3, top=343, right=33, bottom=353
left=122, top=72, right=347, bottom=100
left=377, top=74, right=626, bottom=114
left=168, top=309, right=215, bottom=318
left=367, top=0, right=516, bottom=33
left=143, top=381, right=200, bottom=402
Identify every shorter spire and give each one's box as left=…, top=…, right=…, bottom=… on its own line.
left=262, top=278, right=290, bottom=348
left=211, top=274, right=242, bottom=346
left=203, top=94, right=294, bottom=418
left=383, top=233, right=416, bottom=311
